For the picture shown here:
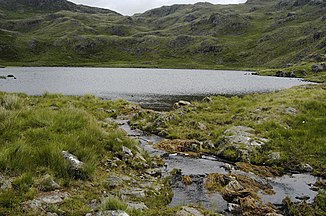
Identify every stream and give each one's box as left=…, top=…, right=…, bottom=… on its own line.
left=115, top=119, right=319, bottom=214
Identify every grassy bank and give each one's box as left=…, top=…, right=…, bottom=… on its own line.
left=0, top=93, right=179, bottom=215
left=257, top=62, right=326, bottom=83
left=131, top=84, right=326, bottom=177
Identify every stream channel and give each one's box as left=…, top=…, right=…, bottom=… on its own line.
left=115, top=119, right=319, bottom=214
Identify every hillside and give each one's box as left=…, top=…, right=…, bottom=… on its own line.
left=0, top=0, right=325, bottom=69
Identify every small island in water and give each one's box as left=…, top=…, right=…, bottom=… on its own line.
left=0, top=0, right=325, bottom=215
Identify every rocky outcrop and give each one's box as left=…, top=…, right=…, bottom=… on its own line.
left=217, top=126, right=269, bottom=162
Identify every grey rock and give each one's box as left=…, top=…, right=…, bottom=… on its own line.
left=227, top=203, right=241, bottom=213
left=285, top=107, right=297, bottom=115
left=173, top=100, right=191, bottom=109
left=120, top=188, right=145, bottom=198
left=62, top=151, right=85, bottom=178
left=88, top=210, right=129, bottom=216
left=62, top=151, right=84, bottom=170
left=25, top=191, right=69, bottom=210
left=224, top=126, right=267, bottom=148
left=145, top=168, right=162, bottom=177
left=1, top=179, right=12, bottom=190
left=105, top=175, right=124, bottom=188
left=265, top=213, right=284, bottom=216
left=122, top=146, right=133, bottom=157
left=222, top=163, right=234, bottom=171
left=176, top=206, right=204, bottom=216
left=47, top=213, right=58, bottom=216
left=197, top=122, right=207, bottom=130
left=301, top=163, right=314, bottom=172
left=126, top=202, right=148, bottom=210
left=134, top=153, right=146, bottom=162
left=268, top=152, right=281, bottom=161
left=312, top=64, right=324, bottom=73
left=202, top=96, right=213, bottom=103
left=37, top=174, right=60, bottom=191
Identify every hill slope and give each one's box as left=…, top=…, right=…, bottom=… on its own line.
left=0, top=0, right=325, bottom=69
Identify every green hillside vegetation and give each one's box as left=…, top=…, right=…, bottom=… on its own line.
left=0, top=0, right=325, bottom=76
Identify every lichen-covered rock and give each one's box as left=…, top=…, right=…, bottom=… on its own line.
left=217, top=126, right=268, bottom=162
left=62, top=151, right=86, bottom=179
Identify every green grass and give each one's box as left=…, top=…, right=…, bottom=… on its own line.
left=0, top=92, right=175, bottom=215
left=131, top=84, right=326, bottom=176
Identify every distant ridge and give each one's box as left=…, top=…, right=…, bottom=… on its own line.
left=0, top=0, right=325, bottom=68
left=0, top=0, right=121, bottom=15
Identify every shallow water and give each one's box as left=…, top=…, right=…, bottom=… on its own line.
left=115, top=119, right=319, bottom=213
left=0, top=67, right=309, bottom=110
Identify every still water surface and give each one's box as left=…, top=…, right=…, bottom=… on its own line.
left=0, top=67, right=308, bottom=110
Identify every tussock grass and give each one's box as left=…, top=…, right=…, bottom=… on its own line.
left=0, top=92, right=138, bottom=179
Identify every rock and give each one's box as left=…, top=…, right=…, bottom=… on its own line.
left=197, top=122, right=207, bottom=130
left=122, top=146, right=133, bottom=157
left=222, top=163, right=234, bottom=171
left=6, top=74, right=15, bottom=78
left=225, top=180, right=244, bottom=192
left=25, top=191, right=69, bottom=210
left=176, top=206, right=204, bottom=216
left=224, top=126, right=267, bottom=148
left=173, top=100, right=191, bottom=109
left=87, top=210, right=129, bottom=216
left=105, top=175, right=124, bottom=188
left=285, top=107, right=297, bottom=115
left=145, top=168, right=162, bottom=177
left=227, top=203, right=241, bottom=213
left=1, top=179, right=12, bottom=190
left=268, top=152, right=281, bottom=161
left=120, top=188, right=145, bottom=198
left=88, top=199, right=99, bottom=210
left=61, top=151, right=85, bottom=179
left=134, top=153, right=146, bottom=162
left=312, top=64, right=324, bottom=72
left=47, top=213, right=58, bottom=216
left=202, top=97, right=213, bottom=103
left=275, top=71, right=296, bottom=77
left=126, top=202, right=148, bottom=210
left=37, top=174, right=60, bottom=191
left=301, top=163, right=314, bottom=172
